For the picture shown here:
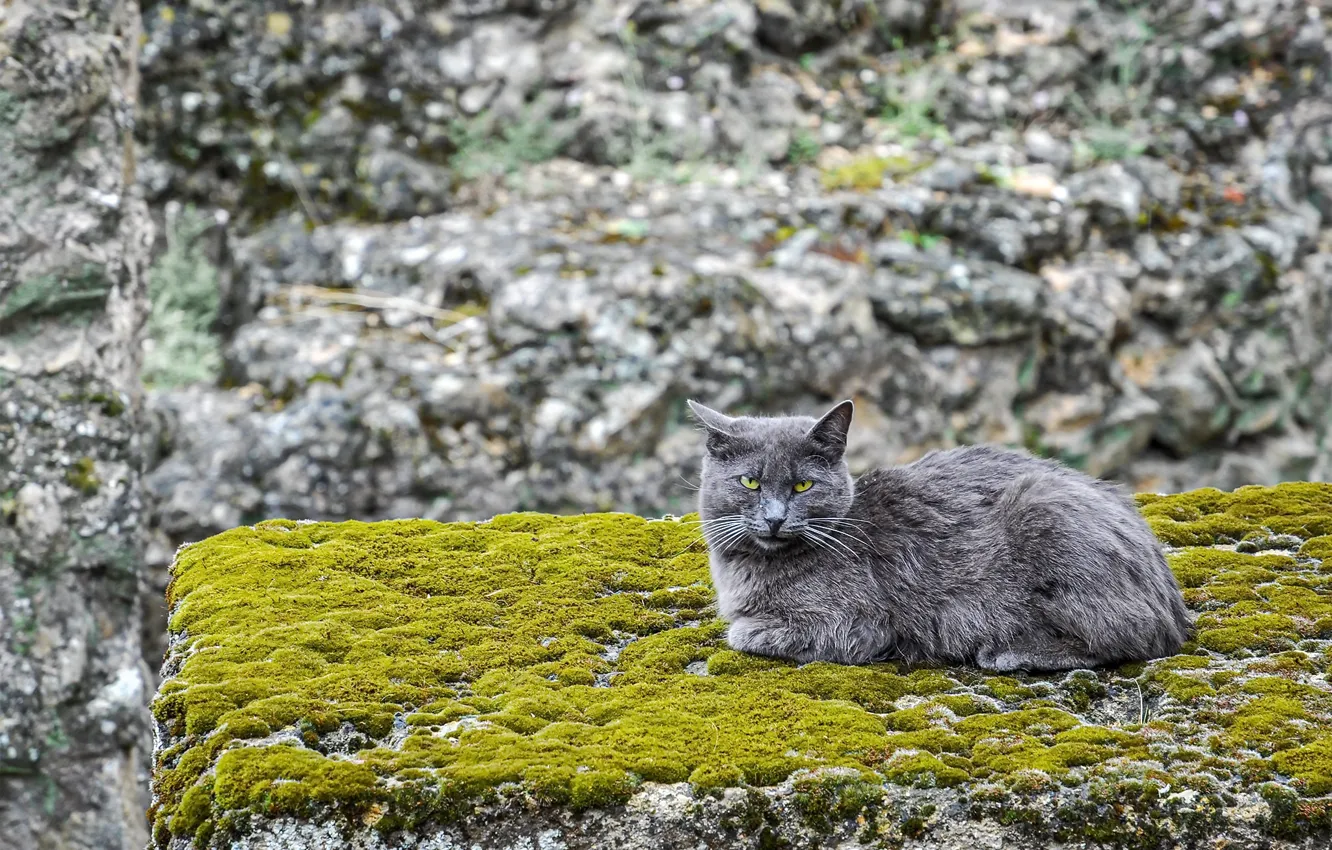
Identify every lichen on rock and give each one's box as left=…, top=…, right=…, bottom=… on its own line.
left=151, top=484, right=1332, bottom=849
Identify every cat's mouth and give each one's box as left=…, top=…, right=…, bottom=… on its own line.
left=750, top=532, right=795, bottom=549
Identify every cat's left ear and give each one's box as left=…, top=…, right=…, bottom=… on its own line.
left=807, top=399, right=854, bottom=458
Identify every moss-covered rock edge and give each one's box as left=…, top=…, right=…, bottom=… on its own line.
left=149, top=483, right=1332, bottom=848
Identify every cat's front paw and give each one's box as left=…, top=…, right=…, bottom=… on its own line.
left=978, top=649, right=1028, bottom=673
left=726, top=618, right=804, bottom=660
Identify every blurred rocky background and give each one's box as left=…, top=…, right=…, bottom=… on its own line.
left=5, top=1, right=1332, bottom=845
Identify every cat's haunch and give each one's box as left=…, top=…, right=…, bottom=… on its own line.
left=688, top=398, right=1192, bottom=673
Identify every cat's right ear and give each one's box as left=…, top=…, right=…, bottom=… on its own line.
left=687, top=399, right=738, bottom=456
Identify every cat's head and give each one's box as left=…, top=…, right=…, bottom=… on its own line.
left=687, top=399, right=856, bottom=551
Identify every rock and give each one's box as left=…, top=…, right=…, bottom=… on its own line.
left=0, top=2, right=153, bottom=847
left=754, top=0, right=861, bottom=56
left=148, top=485, right=1332, bottom=848
left=1178, top=229, right=1267, bottom=303
left=927, top=191, right=1070, bottom=267
left=13, top=482, right=65, bottom=545
left=1126, top=432, right=1324, bottom=495
left=142, top=132, right=1332, bottom=553
left=1039, top=260, right=1134, bottom=389
left=1064, top=162, right=1147, bottom=232
left=353, top=149, right=453, bottom=221
left=868, top=251, right=1047, bottom=346
left=1146, top=341, right=1235, bottom=455
left=1022, top=127, right=1071, bottom=171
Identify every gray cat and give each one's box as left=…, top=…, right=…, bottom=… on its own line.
left=687, top=398, right=1192, bottom=673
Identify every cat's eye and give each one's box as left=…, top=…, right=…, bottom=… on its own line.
left=793, top=480, right=814, bottom=493
left=740, top=476, right=760, bottom=490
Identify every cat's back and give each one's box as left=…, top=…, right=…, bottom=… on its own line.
left=904, top=444, right=1066, bottom=487
left=852, top=444, right=1139, bottom=528
left=857, top=444, right=1082, bottom=501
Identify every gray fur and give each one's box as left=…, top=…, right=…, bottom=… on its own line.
left=687, top=398, right=1193, bottom=673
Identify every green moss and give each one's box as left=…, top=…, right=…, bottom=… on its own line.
left=955, top=707, right=1083, bottom=739
left=1272, top=738, right=1332, bottom=795
left=1248, top=652, right=1319, bottom=676
left=931, top=694, right=994, bottom=717
left=1196, top=612, right=1300, bottom=653
left=879, top=752, right=969, bottom=788
left=152, top=485, right=1332, bottom=845
left=883, top=729, right=969, bottom=754
left=688, top=763, right=744, bottom=789
left=883, top=706, right=934, bottom=732
left=154, top=514, right=901, bottom=837
left=1260, top=781, right=1332, bottom=837
left=213, top=744, right=378, bottom=815
left=1149, top=668, right=1216, bottom=702
left=1220, top=695, right=1312, bottom=753
left=64, top=456, right=100, bottom=495
left=894, top=707, right=1153, bottom=783
left=568, top=770, right=639, bottom=810
left=1300, top=536, right=1332, bottom=561
left=1159, top=537, right=1332, bottom=654
left=978, top=676, right=1038, bottom=701
left=170, top=781, right=213, bottom=838
left=1141, top=483, right=1332, bottom=546
left=1167, top=548, right=1296, bottom=588
left=645, top=585, right=713, bottom=610
left=791, top=773, right=882, bottom=833
left=820, top=154, right=926, bottom=191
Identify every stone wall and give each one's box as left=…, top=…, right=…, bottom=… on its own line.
left=0, top=2, right=154, bottom=848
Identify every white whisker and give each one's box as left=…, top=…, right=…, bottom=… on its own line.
left=674, top=534, right=707, bottom=555
left=714, top=532, right=750, bottom=555
left=706, top=520, right=752, bottom=555
left=809, top=518, right=879, bottom=548
left=708, top=528, right=746, bottom=548
left=682, top=515, right=745, bottom=527
left=803, top=525, right=859, bottom=560
left=800, top=530, right=840, bottom=559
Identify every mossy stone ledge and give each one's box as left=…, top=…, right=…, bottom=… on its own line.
left=150, top=483, right=1332, bottom=849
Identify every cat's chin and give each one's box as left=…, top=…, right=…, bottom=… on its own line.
left=749, top=535, right=794, bottom=551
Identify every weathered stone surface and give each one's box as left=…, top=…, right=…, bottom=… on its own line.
left=149, top=484, right=1332, bottom=849
left=0, top=1, right=154, bottom=847
left=140, top=156, right=1332, bottom=556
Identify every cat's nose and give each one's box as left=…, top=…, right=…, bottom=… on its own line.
left=766, top=517, right=784, bottom=534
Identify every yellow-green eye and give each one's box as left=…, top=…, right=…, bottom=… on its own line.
left=740, top=476, right=760, bottom=490
left=793, top=480, right=814, bottom=493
